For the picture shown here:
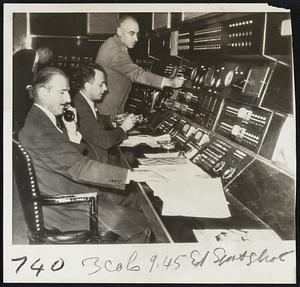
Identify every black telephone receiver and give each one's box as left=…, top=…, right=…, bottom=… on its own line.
left=63, top=106, right=75, bottom=122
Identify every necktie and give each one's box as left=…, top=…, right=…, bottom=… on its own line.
left=56, top=116, right=63, bottom=130
left=94, top=104, right=98, bottom=120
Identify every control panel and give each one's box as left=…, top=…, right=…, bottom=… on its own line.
left=151, top=56, right=181, bottom=78
left=155, top=112, right=181, bottom=134
left=171, top=89, right=223, bottom=130
left=191, top=137, right=254, bottom=185
left=181, top=61, right=273, bottom=106
left=178, top=13, right=266, bottom=56
left=214, top=99, right=272, bottom=153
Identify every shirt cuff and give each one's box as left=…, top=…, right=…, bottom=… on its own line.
left=110, top=116, right=117, bottom=128
left=68, top=131, right=82, bottom=144
left=161, top=77, right=167, bottom=89
left=119, top=126, right=127, bottom=133
left=125, top=170, right=132, bottom=184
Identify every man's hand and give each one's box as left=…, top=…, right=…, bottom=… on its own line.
left=127, top=170, right=167, bottom=183
left=164, top=76, right=185, bottom=89
left=120, top=114, right=137, bottom=132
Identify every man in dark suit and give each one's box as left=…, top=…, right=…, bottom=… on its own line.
left=73, top=64, right=137, bottom=166
left=18, top=67, right=164, bottom=243
left=95, top=16, right=185, bottom=115
left=13, top=47, right=53, bottom=131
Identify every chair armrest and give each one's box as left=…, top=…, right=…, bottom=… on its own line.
left=39, top=192, right=98, bottom=214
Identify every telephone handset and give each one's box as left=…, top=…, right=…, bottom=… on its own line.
left=63, top=106, right=75, bottom=122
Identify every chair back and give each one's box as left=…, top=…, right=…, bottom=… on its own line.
left=13, top=139, right=45, bottom=239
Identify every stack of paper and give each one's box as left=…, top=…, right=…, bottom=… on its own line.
left=138, top=157, right=188, bottom=166
left=119, top=134, right=171, bottom=148
left=135, top=160, right=210, bottom=180
left=144, top=152, right=180, bottom=158
left=147, top=177, right=231, bottom=218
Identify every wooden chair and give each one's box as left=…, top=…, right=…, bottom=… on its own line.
left=13, top=138, right=101, bottom=244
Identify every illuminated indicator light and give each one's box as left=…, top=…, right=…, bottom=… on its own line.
left=242, top=21, right=245, bottom=25
left=250, top=20, right=253, bottom=24
left=241, top=42, right=244, bottom=46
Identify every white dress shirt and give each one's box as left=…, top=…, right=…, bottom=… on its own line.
left=34, top=103, right=82, bottom=144
left=80, top=90, right=98, bottom=119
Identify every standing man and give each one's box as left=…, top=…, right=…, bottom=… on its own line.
left=73, top=64, right=137, bottom=166
left=95, top=16, right=185, bottom=115
left=19, top=67, right=165, bottom=243
left=13, top=46, right=53, bottom=131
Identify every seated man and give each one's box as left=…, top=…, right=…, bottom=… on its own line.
left=73, top=63, right=136, bottom=166
left=18, top=67, right=163, bottom=243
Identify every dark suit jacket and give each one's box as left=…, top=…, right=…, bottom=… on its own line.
left=95, top=35, right=164, bottom=115
left=18, top=105, right=129, bottom=232
left=13, top=49, right=36, bottom=130
left=73, top=91, right=128, bottom=164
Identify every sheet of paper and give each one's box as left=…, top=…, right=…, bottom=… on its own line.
left=119, top=134, right=171, bottom=148
left=193, top=229, right=282, bottom=242
left=144, top=152, right=180, bottom=158
left=135, top=161, right=210, bottom=180
left=147, top=178, right=231, bottom=218
left=138, top=157, right=188, bottom=166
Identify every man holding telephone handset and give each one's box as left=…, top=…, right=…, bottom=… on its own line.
left=19, top=67, right=165, bottom=243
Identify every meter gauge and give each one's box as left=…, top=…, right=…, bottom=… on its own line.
left=215, top=78, right=222, bottom=89
left=224, top=70, right=234, bottom=87
left=213, top=160, right=226, bottom=174
left=194, top=73, right=201, bottom=85
left=193, top=129, right=204, bottom=144
left=169, top=128, right=178, bottom=137
left=222, top=167, right=236, bottom=180
left=190, top=66, right=198, bottom=81
left=204, top=67, right=215, bottom=86
left=210, top=77, right=216, bottom=87
left=182, top=123, right=191, bottom=134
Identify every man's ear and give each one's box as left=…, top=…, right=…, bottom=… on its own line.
left=41, top=84, right=51, bottom=96
left=117, top=27, right=122, bottom=37
left=83, top=81, right=90, bottom=92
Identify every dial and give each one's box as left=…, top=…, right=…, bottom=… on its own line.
left=204, top=68, right=215, bottom=86
left=190, top=67, right=198, bottom=80
left=224, top=70, right=234, bottom=87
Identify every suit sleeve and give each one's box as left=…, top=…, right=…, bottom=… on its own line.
left=111, top=50, right=164, bottom=89
left=77, top=105, right=128, bottom=150
left=99, top=114, right=116, bottom=129
left=31, top=127, right=129, bottom=190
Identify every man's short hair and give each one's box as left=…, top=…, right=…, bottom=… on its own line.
left=37, top=46, right=53, bottom=56
left=32, top=67, right=67, bottom=99
left=118, top=15, right=138, bottom=28
left=77, top=63, right=107, bottom=89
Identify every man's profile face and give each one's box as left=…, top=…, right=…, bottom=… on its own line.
left=41, top=74, right=70, bottom=115
left=117, top=18, right=139, bottom=49
left=86, top=69, right=107, bottom=101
